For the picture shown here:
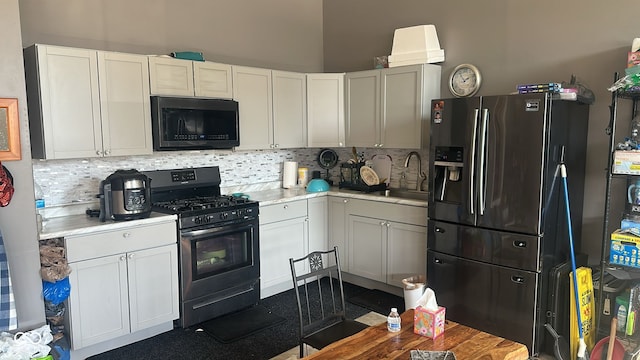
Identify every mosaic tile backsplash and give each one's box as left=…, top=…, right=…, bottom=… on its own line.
left=33, top=147, right=427, bottom=207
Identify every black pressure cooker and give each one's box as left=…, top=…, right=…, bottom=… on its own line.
left=99, top=169, right=152, bottom=221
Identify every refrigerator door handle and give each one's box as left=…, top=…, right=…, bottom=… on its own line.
left=479, top=108, right=489, bottom=215
left=470, top=108, right=480, bottom=215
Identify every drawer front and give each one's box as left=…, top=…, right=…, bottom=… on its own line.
left=347, top=198, right=427, bottom=226
left=260, top=200, right=308, bottom=224
left=428, top=220, right=540, bottom=271
left=66, top=220, right=177, bottom=263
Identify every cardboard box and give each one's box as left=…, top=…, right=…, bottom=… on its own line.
left=413, top=306, right=445, bottom=339
left=610, top=229, right=640, bottom=269
left=613, top=150, right=640, bottom=175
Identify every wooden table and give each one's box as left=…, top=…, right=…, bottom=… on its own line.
left=305, top=311, right=530, bottom=360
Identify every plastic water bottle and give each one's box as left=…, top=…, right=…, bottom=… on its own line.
left=387, top=307, right=401, bottom=332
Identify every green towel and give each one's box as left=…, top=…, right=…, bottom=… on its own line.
left=171, top=51, right=204, bottom=61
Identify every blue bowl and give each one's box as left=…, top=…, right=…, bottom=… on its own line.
left=306, top=179, right=330, bottom=193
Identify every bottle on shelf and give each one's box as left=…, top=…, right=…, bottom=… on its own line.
left=387, top=307, right=401, bottom=333
left=631, top=115, right=640, bottom=148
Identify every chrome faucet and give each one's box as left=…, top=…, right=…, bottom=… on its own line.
left=404, top=151, right=427, bottom=191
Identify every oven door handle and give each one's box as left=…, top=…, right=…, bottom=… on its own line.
left=181, top=223, right=254, bottom=238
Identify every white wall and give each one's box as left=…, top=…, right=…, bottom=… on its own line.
left=0, top=0, right=45, bottom=330
left=19, top=0, right=325, bottom=73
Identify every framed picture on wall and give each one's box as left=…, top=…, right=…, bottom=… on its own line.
left=0, top=98, right=21, bottom=161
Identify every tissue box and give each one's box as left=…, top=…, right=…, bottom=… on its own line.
left=413, top=306, right=446, bottom=339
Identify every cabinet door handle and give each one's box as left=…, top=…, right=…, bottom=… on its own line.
left=122, top=232, right=131, bottom=238
left=119, top=255, right=126, bottom=261
left=380, top=221, right=386, bottom=226
left=104, top=149, right=111, bottom=156
left=128, top=253, right=135, bottom=260
left=283, top=205, right=288, bottom=210
left=511, top=275, right=525, bottom=284
left=343, top=199, right=348, bottom=203
left=435, top=227, right=445, bottom=233
left=96, top=150, right=102, bottom=156
left=386, top=222, right=390, bottom=227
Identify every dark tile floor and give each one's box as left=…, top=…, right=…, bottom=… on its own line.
left=87, top=282, right=374, bottom=360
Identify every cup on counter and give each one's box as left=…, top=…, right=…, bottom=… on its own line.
left=232, top=192, right=250, bottom=199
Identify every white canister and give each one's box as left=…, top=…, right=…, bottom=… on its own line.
left=283, top=161, right=298, bottom=189
left=298, top=167, right=309, bottom=187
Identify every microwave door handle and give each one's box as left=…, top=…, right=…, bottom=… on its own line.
left=479, top=108, right=489, bottom=215
left=470, top=108, right=479, bottom=215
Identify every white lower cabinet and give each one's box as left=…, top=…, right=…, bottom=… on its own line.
left=348, top=215, right=386, bottom=282
left=328, top=196, right=349, bottom=271
left=65, top=220, right=179, bottom=352
left=259, top=200, right=308, bottom=298
left=344, top=198, right=427, bottom=287
left=307, top=197, right=329, bottom=253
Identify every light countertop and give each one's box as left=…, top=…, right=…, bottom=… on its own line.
left=38, top=186, right=426, bottom=240
left=39, top=212, right=177, bottom=240
left=245, top=186, right=428, bottom=207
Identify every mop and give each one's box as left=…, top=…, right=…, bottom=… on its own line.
left=560, top=163, right=589, bottom=360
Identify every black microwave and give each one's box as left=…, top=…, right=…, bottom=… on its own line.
left=151, top=96, right=240, bottom=150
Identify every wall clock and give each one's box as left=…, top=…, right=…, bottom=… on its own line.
left=448, top=64, right=482, bottom=97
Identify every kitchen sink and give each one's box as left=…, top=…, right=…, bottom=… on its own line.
left=386, top=189, right=429, bottom=201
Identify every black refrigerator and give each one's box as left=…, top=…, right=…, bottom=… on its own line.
left=426, top=93, right=589, bottom=355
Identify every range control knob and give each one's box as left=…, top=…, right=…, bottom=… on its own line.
left=220, top=212, right=229, bottom=220
left=193, top=216, right=203, bottom=225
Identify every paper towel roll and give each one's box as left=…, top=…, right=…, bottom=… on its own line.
left=283, top=161, right=298, bottom=189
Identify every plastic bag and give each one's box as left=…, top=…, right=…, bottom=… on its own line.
left=42, top=278, right=70, bottom=305
left=0, top=324, right=53, bottom=360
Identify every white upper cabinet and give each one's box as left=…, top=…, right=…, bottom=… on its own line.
left=272, top=70, right=307, bottom=149
left=193, top=61, right=233, bottom=98
left=307, top=73, right=345, bottom=148
left=233, top=66, right=273, bottom=150
left=345, top=64, right=441, bottom=149
left=233, top=67, right=307, bottom=150
left=345, top=70, right=380, bottom=148
left=24, top=44, right=152, bottom=159
left=148, top=56, right=194, bottom=97
left=149, top=57, right=233, bottom=99
left=98, top=52, right=153, bottom=157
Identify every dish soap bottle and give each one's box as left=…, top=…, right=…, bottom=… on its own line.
left=387, top=307, right=401, bottom=332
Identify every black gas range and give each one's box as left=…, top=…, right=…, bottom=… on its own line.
left=143, top=166, right=260, bottom=328
left=153, top=194, right=258, bottom=229
left=144, top=166, right=259, bottom=227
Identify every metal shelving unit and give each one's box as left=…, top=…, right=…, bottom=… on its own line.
left=596, top=73, right=640, bottom=343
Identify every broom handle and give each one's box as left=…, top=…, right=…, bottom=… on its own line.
left=561, top=165, right=585, bottom=340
